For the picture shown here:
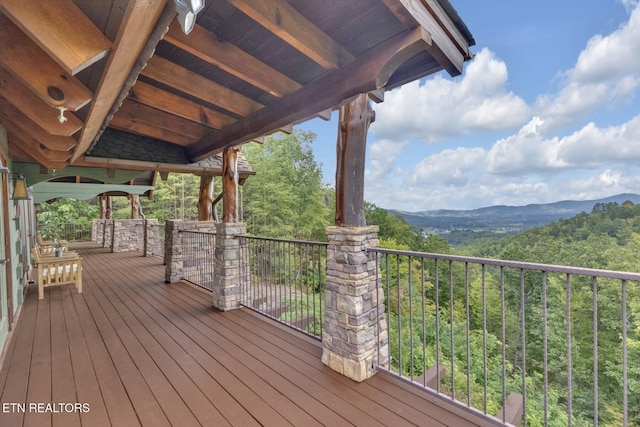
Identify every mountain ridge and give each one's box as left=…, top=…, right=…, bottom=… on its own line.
left=389, top=193, right=640, bottom=237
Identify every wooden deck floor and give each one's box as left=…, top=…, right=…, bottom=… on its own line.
left=0, top=243, right=504, bottom=426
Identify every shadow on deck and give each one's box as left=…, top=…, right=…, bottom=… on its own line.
left=0, top=242, right=503, bottom=426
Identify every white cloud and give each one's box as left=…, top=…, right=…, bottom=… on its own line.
left=371, top=48, right=530, bottom=142
left=367, top=139, right=409, bottom=179
left=411, top=147, right=486, bottom=186
left=534, top=3, right=640, bottom=132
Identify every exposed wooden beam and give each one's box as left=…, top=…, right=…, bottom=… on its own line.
left=188, top=28, right=431, bottom=161
left=381, top=0, right=419, bottom=27
left=7, top=132, right=70, bottom=168
left=71, top=0, right=170, bottom=163
left=0, top=104, right=77, bottom=151
left=164, top=21, right=302, bottom=97
left=0, top=14, right=93, bottom=111
left=128, top=81, right=236, bottom=129
left=0, top=0, right=112, bottom=75
left=108, top=115, right=195, bottom=146
left=395, top=0, right=471, bottom=75
left=118, top=99, right=209, bottom=140
left=0, top=66, right=83, bottom=136
left=140, top=56, right=262, bottom=117
left=227, top=0, right=354, bottom=70
left=76, top=156, right=255, bottom=177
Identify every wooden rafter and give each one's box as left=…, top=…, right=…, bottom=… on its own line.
left=117, top=99, right=209, bottom=140
left=140, top=56, right=262, bottom=117
left=164, top=21, right=302, bottom=97
left=227, top=0, right=355, bottom=70
left=188, top=27, right=432, bottom=161
left=0, top=14, right=93, bottom=111
left=71, top=0, right=170, bottom=163
left=0, top=67, right=83, bottom=136
left=108, top=115, right=195, bottom=147
left=7, top=132, right=71, bottom=169
left=0, top=0, right=112, bottom=75
left=394, top=0, right=472, bottom=75
left=0, top=104, right=77, bottom=151
left=128, top=81, right=236, bottom=129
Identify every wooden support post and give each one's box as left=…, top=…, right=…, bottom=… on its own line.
left=99, top=194, right=107, bottom=219
left=335, top=93, right=375, bottom=226
left=105, top=196, right=112, bottom=220
left=222, top=146, right=239, bottom=223
left=129, top=194, right=144, bottom=219
left=198, top=175, right=215, bottom=221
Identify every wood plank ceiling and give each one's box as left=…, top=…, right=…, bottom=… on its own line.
left=0, top=0, right=474, bottom=174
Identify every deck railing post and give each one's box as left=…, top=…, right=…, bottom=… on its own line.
left=322, top=225, right=389, bottom=382
left=212, top=222, right=248, bottom=311
left=164, top=220, right=183, bottom=283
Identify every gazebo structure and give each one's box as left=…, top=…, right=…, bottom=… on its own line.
left=0, top=1, right=484, bottom=425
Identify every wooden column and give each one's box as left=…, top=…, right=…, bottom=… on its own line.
left=197, top=175, right=215, bottom=221
left=105, top=196, right=112, bottom=220
left=222, top=146, right=239, bottom=223
left=129, top=194, right=144, bottom=219
left=99, top=194, right=107, bottom=219
left=335, top=93, right=375, bottom=226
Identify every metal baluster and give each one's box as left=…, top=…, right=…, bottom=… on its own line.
left=397, top=254, right=402, bottom=376
left=566, top=274, right=573, bottom=427
left=592, top=276, right=599, bottom=427
left=422, top=259, right=427, bottom=388
left=465, top=262, right=470, bottom=407
left=542, top=271, right=548, bottom=427
left=622, top=279, right=628, bottom=427
left=520, top=268, right=527, bottom=426
left=449, top=260, right=455, bottom=400
left=500, top=267, right=506, bottom=423
left=409, top=255, right=414, bottom=381
left=482, top=264, right=488, bottom=414
left=435, top=259, right=440, bottom=393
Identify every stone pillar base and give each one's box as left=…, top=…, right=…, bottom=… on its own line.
left=322, top=225, right=389, bottom=382
left=212, top=222, right=248, bottom=311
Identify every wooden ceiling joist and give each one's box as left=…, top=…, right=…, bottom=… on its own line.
left=71, top=0, right=170, bottom=163
left=164, top=21, right=302, bottom=97
left=128, top=81, right=236, bottom=129
left=108, top=114, right=196, bottom=147
left=141, top=55, right=262, bottom=117
left=227, top=0, right=355, bottom=70
left=0, top=0, right=112, bottom=75
left=395, top=0, right=471, bottom=75
left=0, top=104, right=77, bottom=151
left=0, top=14, right=93, bottom=111
left=117, top=99, right=209, bottom=140
left=7, top=132, right=70, bottom=169
left=188, top=27, right=433, bottom=161
left=0, top=67, right=83, bottom=136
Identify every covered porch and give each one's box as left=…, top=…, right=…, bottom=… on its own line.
left=0, top=243, right=498, bottom=426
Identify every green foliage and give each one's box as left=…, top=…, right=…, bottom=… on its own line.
left=37, top=198, right=98, bottom=239
left=243, top=130, right=332, bottom=241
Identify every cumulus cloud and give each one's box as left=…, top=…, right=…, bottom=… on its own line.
left=367, top=139, right=409, bottom=179
left=411, top=147, right=486, bottom=186
left=371, top=48, right=530, bottom=142
left=534, top=3, right=640, bottom=132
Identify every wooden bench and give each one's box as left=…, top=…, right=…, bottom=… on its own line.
left=32, top=248, right=82, bottom=299
left=36, top=233, right=68, bottom=253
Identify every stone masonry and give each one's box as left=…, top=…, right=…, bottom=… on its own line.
left=164, top=220, right=216, bottom=283
left=322, top=225, right=389, bottom=382
left=93, top=219, right=161, bottom=256
left=212, top=222, right=248, bottom=311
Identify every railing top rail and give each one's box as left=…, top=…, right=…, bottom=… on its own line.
left=368, top=246, right=640, bottom=281
left=178, top=230, right=216, bottom=236
left=236, top=234, right=329, bottom=247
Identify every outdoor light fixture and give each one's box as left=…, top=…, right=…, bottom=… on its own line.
left=174, top=0, right=204, bottom=34
left=0, top=167, right=29, bottom=200
left=11, top=175, right=29, bottom=200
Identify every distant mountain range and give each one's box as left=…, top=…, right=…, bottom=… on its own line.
left=389, top=193, right=640, bottom=236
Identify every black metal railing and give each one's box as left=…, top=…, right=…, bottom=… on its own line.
left=39, top=223, right=92, bottom=242
left=179, top=230, right=216, bottom=291
left=239, top=236, right=327, bottom=339
left=368, top=247, right=638, bottom=427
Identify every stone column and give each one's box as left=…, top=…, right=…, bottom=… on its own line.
left=212, top=222, right=248, bottom=311
left=164, top=220, right=183, bottom=283
left=322, top=225, right=389, bottom=382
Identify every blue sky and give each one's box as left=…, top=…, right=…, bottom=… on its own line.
left=295, top=0, right=640, bottom=211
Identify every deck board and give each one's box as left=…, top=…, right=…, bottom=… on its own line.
left=0, top=242, right=503, bottom=426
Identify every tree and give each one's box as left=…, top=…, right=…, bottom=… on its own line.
left=242, top=130, right=332, bottom=240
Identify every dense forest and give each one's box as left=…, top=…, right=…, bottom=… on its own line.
left=38, top=131, right=638, bottom=426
